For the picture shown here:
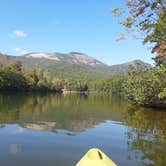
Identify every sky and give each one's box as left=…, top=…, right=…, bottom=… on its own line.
left=0, top=0, right=154, bottom=65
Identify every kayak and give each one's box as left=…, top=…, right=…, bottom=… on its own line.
left=75, top=148, right=117, bottom=166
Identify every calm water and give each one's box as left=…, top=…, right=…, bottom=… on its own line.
left=0, top=93, right=166, bottom=166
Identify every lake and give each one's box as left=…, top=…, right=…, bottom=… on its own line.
left=0, top=93, right=166, bottom=166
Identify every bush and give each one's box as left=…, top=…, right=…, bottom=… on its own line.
left=123, top=66, right=166, bottom=108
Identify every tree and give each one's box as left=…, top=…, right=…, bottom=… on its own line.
left=9, top=60, right=22, bottom=72
left=123, top=67, right=166, bottom=108
left=112, top=0, right=166, bottom=65
left=0, top=67, right=27, bottom=90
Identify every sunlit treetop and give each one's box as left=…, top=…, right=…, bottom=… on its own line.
left=112, top=0, right=166, bottom=66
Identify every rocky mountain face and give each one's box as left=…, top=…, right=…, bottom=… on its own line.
left=24, top=52, right=105, bottom=66
left=0, top=52, right=152, bottom=79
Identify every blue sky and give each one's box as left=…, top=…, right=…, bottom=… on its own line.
left=0, top=0, right=154, bottom=65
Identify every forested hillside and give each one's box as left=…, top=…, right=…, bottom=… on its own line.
left=0, top=52, right=151, bottom=79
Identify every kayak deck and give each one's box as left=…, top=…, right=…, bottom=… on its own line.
left=76, top=148, right=117, bottom=166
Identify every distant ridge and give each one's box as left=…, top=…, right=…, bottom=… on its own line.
left=0, top=52, right=152, bottom=79
left=109, top=59, right=152, bottom=74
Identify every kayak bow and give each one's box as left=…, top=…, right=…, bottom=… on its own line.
left=76, top=148, right=117, bottom=166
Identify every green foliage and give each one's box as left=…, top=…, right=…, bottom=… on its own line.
left=0, top=68, right=27, bottom=90
left=123, top=66, right=166, bottom=108
left=89, top=75, right=126, bottom=94
left=113, top=0, right=166, bottom=65
left=24, top=60, right=112, bottom=80
left=0, top=60, right=63, bottom=92
left=112, top=0, right=166, bottom=108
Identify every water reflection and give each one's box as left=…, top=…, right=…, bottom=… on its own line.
left=0, top=93, right=127, bottom=132
left=9, top=144, right=22, bottom=155
left=125, top=106, right=166, bottom=166
left=0, top=93, right=166, bottom=166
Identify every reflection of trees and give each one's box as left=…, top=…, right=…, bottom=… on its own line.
left=0, top=93, right=27, bottom=123
left=0, top=93, right=128, bottom=132
left=125, top=106, right=166, bottom=166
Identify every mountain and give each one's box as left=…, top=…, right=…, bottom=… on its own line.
left=0, top=52, right=152, bottom=79
left=24, top=52, right=105, bottom=66
left=109, top=59, right=152, bottom=75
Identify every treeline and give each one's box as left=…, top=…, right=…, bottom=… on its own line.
left=0, top=56, right=130, bottom=94
left=0, top=59, right=63, bottom=92
left=84, top=63, right=165, bottom=108
left=0, top=55, right=166, bottom=108
left=88, top=75, right=126, bottom=94
left=123, top=65, right=166, bottom=108
left=0, top=57, right=90, bottom=93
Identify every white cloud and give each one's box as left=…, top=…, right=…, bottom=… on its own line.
left=9, top=30, right=28, bottom=38
left=13, top=48, right=29, bottom=55
left=22, top=50, right=28, bottom=54
left=13, top=48, right=21, bottom=52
